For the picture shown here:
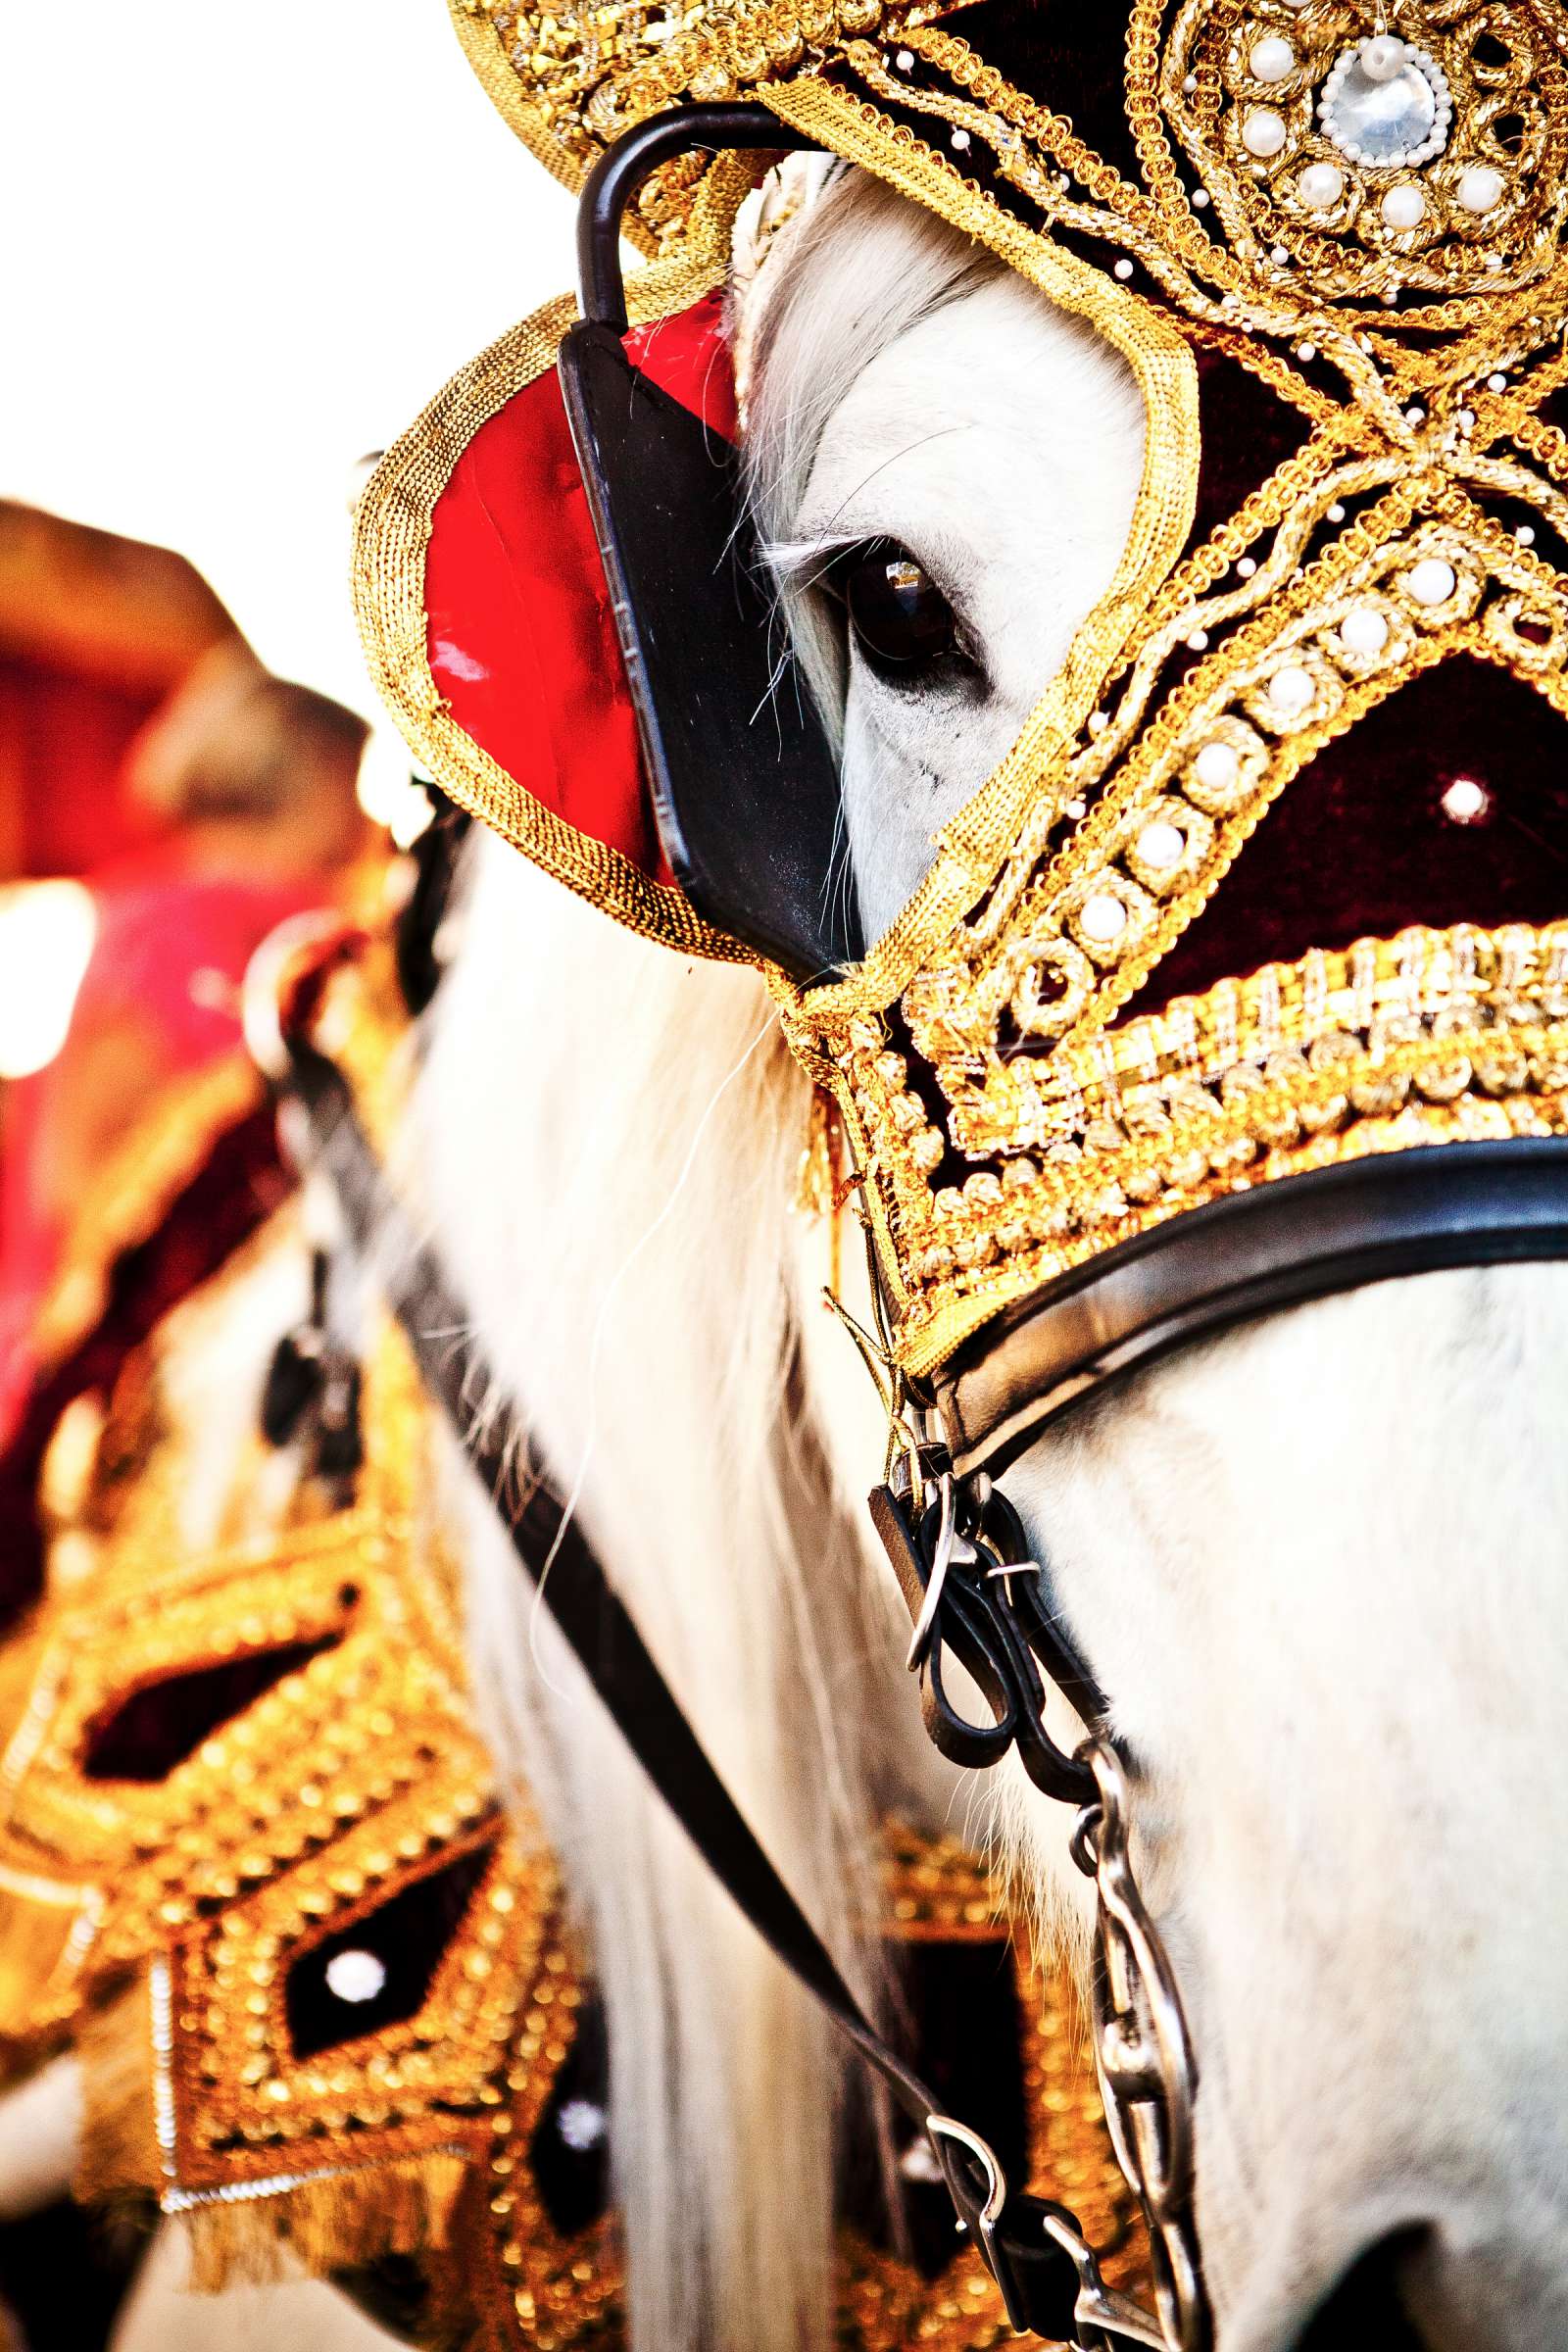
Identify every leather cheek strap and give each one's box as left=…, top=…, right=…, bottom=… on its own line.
left=867, top=1484, right=1100, bottom=1807
left=279, top=1037, right=1091, bottom=2344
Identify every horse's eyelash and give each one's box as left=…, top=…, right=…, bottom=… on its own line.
left=758, top=537, right=864, bottom=597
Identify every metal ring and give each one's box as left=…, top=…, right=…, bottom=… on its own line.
left=240, top=910, right=350, bottom=1086
left=924, top=2112, right=1007, bottom=2231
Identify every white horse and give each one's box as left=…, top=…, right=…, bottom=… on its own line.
left=6, top=161, right=1568, bottom=2352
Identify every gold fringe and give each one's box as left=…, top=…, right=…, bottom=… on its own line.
left=182, top=2150, right=471, bottom=2292
left=74, top=1972, right=470, bottom=2290
left=0, top=1889, right=88, bottom=2050
left=0, top=1618, right=46, bottom=1749
left=74, top=1974, right=157, bottom=2206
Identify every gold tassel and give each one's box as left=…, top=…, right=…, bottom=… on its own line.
left=74, top=1973, right=158, bottom=2206
left=0, top=1896, right=94, bottom=2058
left=182, top=2150, right=470, bottom=2292
left=795, top=1088, right=850, bottom=1308
left=74, top=1969, right=471, bottom=2289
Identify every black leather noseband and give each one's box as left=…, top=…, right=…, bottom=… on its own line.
left=935, top=1138, right=1568, bottom=1481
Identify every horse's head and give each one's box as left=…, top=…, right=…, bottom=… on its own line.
left=357, top=6, right=1568, bottom=2342
left=736, top=116, right=1568, bottom=2352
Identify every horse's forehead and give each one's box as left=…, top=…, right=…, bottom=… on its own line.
left=813, top=285, right=1109, bottom=442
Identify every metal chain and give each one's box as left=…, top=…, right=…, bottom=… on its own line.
left=1070, top=1740, right=1211, bottom=2352
left=893, top=1461, right=1211, bottom=2351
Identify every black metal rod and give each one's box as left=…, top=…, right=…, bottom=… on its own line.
left=576, top=104, right=817, bottom=332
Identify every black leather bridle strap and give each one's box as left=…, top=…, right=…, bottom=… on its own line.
left=279, top=1039, right=1086, bottom=2343
left=937, top=1138, right=1568, bottom=1479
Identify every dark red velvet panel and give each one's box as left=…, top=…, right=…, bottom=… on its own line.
left=1140, top=656, right=1568, bottom=1012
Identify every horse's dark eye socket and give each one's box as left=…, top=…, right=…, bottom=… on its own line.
left=831, top=541, right=967, bottom=675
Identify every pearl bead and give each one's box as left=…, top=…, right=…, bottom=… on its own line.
left=1298, top=162, right=1345, bottom=210
left=1242, top=108, right=1288, bottom=159
left=1078, top=893, right=1129, bottom=945
left=1488, top=372, right=1507, bottom=393
left=1135, top=822, right=1186, bottom=872
left=325, top=1948, right=387, bottom=2004
left=1328, top=503, right=1348, bottom=522
left=1362, top=34, right=1406, bottom=81
left=1381, top=183, right=1427, bottom=230
left=1269, top=663, right=1315, bottom=717
left=558, top=2099, right=608, bottom=2151
left=1250, top=36, right=1296, bottom=82
left=1407, top=557, right=1455, bottom=607
left=1339, top=604, right=1390, bottom=657
left=1441, top=777, right=1489, bottom=824
left=1114, top=258, right=1134, bottom=279
left=895, top=47, right=913, bottom=68
left=1238, top=557, right=1257, bottom=578
left=1457, top=165, right=1504, bottom=215
left=1194, top=741, right=1241, bottom=792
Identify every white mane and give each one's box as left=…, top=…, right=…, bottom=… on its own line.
left=11, top=154, right=1568, bottom=2352
left=398, top=183, right=1150, bottom=2343
left=411, top=836, right=948, bottom=2351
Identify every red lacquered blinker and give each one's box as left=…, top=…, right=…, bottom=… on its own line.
left=426, top=105, right=857, bottom=981
left=424, top=294, right=741, bottom=899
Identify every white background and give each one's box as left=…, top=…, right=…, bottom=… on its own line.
left=1, top=0, right=578, bottom=720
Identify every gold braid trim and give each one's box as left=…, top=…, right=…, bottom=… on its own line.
left=31, top=1054, right=265, bottom=1377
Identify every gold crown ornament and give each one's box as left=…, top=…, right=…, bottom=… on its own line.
left=359, top=1, right=1568, bottom=1404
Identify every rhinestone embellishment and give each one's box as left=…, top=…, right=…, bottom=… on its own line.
left=1442, top=777, right=1490, bottom=825
left=324, top=1947, right=388, bottom=2004
left=558, top=2098, right=608, bottom=2151
left=1320, top=37, right=1452, bottom=171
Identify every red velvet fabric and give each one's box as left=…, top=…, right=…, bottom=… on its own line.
left=1138, top=657, right=1568, bottom=1012
left=0, top=656, right=165, bottom=879
left=424, top=290, right=736, bottom=887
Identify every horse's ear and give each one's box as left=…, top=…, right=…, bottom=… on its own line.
left=394, top=285, right=853, bottom=978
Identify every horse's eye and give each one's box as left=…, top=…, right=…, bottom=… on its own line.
left=829, top=540, right=969, bottom=677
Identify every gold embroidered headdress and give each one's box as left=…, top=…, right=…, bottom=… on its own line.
left=360, top=1, right=1568, bottom=1394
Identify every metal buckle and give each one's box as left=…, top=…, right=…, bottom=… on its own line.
left=1040, top=2211, right=1168, bottom=2351
left=923, top=2114, right=1017, bottom=2321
